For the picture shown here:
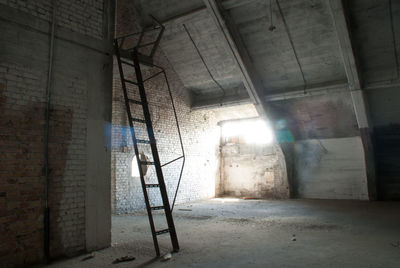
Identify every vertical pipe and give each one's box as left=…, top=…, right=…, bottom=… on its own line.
left=44, top=0, right=57, bottom=263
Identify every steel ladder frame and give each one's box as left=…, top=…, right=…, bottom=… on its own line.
left=114, top=17, right=184, bottom=256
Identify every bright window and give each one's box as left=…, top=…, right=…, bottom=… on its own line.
left=221, top=119, right=273, bottom=145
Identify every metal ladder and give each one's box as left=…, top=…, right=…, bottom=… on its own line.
left=114, top=18, right=180, bottom=256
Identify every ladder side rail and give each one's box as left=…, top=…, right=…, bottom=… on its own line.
left=132, top=49, right=180, bottom=252
left=114, top=40, right=161, bottom=256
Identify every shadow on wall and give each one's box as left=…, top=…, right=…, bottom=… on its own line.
left=0, top=83, right=75, bottom=264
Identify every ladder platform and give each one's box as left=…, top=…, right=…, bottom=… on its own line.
left=155, top=229, right=169, bottom=235
left=151, top=206, right=164, bottom=211
left=132, top=118, right=146, bottom=123
left=119, top=48, right=154, bottom=67
left=121, top=60, right=135, bottom=68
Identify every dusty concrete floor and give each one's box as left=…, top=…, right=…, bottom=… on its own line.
left=50, top=198, right=400, bottom=267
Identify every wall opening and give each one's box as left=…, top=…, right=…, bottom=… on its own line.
left=131, top=156, right=140, bottom=177
left=221, top=118, right=274, bottom=145
left=218, top=117, right=288, bottom=199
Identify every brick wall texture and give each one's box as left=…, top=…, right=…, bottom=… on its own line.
left=1, top=1, right=109, bottom=266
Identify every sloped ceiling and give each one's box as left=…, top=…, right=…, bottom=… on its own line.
left=225, top=0, right=347, bottom=94
left=132, top=0, right=347, bottom=104
left=130, top=0, right=399, bottom=140
left=348, top=0, right=400, bottom=86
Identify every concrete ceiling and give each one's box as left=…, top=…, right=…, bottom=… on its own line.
left=131, top=0, right=399, bottom=117
left=348, top=0, right=400, bottom=86
left=133, top=0, right=250, bottom=107
left=225, top=0, right=347, bottom=94
left=160, top=9, right=248, bottom=104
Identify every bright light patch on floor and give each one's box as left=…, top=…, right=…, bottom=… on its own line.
left=221, top=119, right=273, bottom=144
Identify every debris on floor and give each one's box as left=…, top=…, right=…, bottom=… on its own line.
left=178, top=209, right=192, bottom=211
left=162, top=252, right=172, bottom=261
left=112, top=256, right=136, bottom=264
left=81, top=252, right=96, bottom=261
left=292, top=234, right=296, bottom=241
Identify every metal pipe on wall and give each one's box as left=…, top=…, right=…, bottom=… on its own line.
left=44, top=0, right=57, bottom=263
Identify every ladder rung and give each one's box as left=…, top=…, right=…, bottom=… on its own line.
left=128, top=99, right=142, bottom=105
left=155, top=229, right=169, bottom=235
left=151, top=206, right=164, bottom=211
left=120, top=60, right=135, bottom=67
left=124, top=79, right=138, bottom=86
left=145, top=184, right=159, bottom=188
left=132, top=118, right=146, bottom=123
left=136, top=139, right=150, bottom=144
left=140, top=161, right=154, bottom=165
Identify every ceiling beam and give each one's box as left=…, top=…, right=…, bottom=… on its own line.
left=329, top=0, right=377, bottom=200
left=264, top=81, right=348, bottom=102
left=202, top=0, right=268, bottom=118
left=329, top=0, right=368, bottom=128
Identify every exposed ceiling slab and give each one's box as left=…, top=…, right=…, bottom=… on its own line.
left=160, top=9, right=247, bottom=99
left=131, top=0, right=250, bottom=106
left=130, top=0, right=398, bottom=111
left=226, top=0, right=347, bottom=94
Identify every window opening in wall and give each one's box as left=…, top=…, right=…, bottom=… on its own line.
left=221, top=118, right=273, bottom=145
left=131, top=156, right=140, bottom=177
